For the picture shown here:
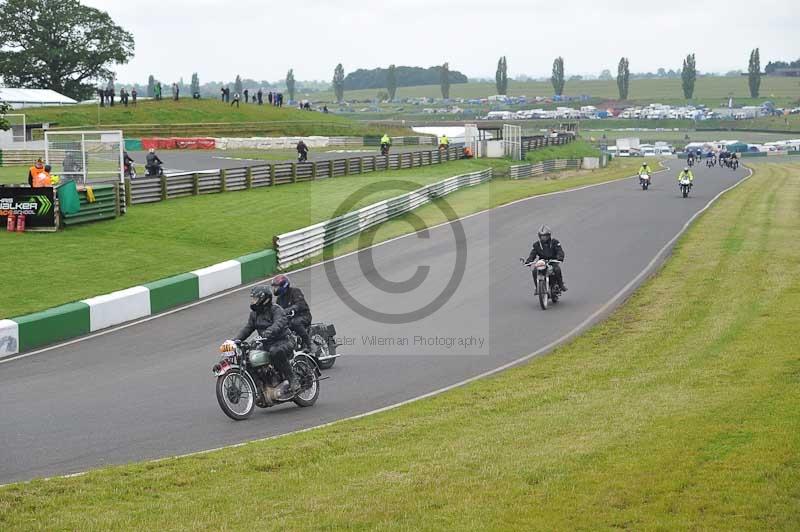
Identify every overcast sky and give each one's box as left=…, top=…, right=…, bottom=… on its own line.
left=84, top=0, right=799, bottom=84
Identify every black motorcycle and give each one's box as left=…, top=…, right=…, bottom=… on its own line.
left=212, top=339, right=321, bottom=420
left=124, top=161, right=137, bottom=178
left=380, top=143, right=390, bottom=156
left=522, top=258, right=563, bottom=310
left=146, top=163, right=164, bottom=177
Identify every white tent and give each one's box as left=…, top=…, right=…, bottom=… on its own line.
left=0, top=87, right=77, bottom=109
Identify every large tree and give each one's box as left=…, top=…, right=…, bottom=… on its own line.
left=0, top=0, right=134, bottom=100
left=333, top=63, right=345, bottom=103
left=681, top=53, right=696, bottom=99
left=495, top=56, right=508, bottom=95
left=748, top=48, right=761, bottom=98
left=617, top=57, right=630, bottom=100
left=440, top=62, right=451, bottom=99
left=286, top=69, right=296, bottom=101
left=551, top=57, right=565, bottom=96
left=386, top=64, right=397, bottom=101
left=0, top=101, right=11, bottom=131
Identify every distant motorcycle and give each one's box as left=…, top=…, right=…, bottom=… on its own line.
left=212, top=339, right=321, bottom=420
left=679, top=177, right=693, bottom=198
left=639, top=172, right=651, bottom=190
left=521, top=258, right=563, bottom=310
left=380, top=143, right=390, bottom=156
left=146, top=163, right=164, bottom=177
left=297, top=151, right=308, bottom=163
left=124, top=161, right=137, bottom=178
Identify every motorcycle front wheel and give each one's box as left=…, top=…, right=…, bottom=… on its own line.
left=216, top=369, right=256, bottom=420
left=292, top=358, right=319, bottom=407
left=538, top=279, right=549, bottom=310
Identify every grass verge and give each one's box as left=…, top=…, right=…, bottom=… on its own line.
left=1, top=162, right=797, bottom=530
left=524, top=139, right=600, bottom=163
left=0, top=157, right=647, bottom=318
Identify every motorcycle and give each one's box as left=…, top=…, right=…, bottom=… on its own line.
left=687, top=157, right=695, bottom=167
left=380, top=143, right=390, bottom=156
left=639, top=172, right=651, bottom=190
left=146, top=163, right=164, bottom=177
left=212, top=339, right=322, bottom=420
left=679, top=177, right=693, bottom=198
left=297, top=151, right=308, bottom=163
left=124, top=161, right=137, bottom=178
left=285, top=317, right=340, bottom=370
left=521, top=258, right=563, bottom=310
left=731, top=158, right=739, bottom=170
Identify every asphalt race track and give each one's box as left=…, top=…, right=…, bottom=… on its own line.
left=0, top=161, right=748, bottom=484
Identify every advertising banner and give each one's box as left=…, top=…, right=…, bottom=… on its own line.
left=0, top=186, right=56, bottom=228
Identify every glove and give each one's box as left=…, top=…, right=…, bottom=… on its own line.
left=220, top=339, right=236, bottom=353
left=287, top=310, right=296, bottom=318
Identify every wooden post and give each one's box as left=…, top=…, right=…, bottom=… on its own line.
left=192, top=173, right=199, bottom=195
left=372, top=156, right=377, bottom=172
left=245, top=166, right=252, bottom=189
left=220, top=169, right=227, bottom=193
left=114, top=182, right=121, bottom=217
left=312, top=161, right=318, bottom=179
left=124, top=177, right=132, bottom=208
left=270, top=164, right=275, bottom=186
left=345, top=158, right=351, bottom=176
left=160, top=174, right=167, bottom=201
left=291, top=163, right=297, bottom=183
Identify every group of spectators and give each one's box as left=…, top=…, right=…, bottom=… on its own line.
left=220, top=88, right=284, bottom=107
left=98, top=87, right=138, bottom=107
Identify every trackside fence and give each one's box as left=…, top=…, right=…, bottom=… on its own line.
left=274, top=168, right=493, bottom=267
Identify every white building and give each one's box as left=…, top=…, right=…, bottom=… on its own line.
left=0, top=87, right=77, bottom=109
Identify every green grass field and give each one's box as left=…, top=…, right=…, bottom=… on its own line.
left=20, top=99, right=410, bottom=137
left=1, top=161, right=796, bottom=530
left=311, top=76, right=800, bottom=107
left=524, top=139, right=600, bottom=163
left=0, top=156, right=647, bottom=318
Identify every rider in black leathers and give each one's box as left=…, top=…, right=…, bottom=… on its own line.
left=145, top=148, right=163, bottom=176
left=233, top=285, right=298, bottom=392
left=525, top=224, right=567, bottom=292
left=271, top=274, right=315, bottom=355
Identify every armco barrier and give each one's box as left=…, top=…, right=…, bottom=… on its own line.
left=61, top=183, right=120, bottom=226
left=274, top=168, right=493, bottom=268
left=509, top=159, right=582, bottom=179
left=2, top=250, right=279, bottom=356
left=127, top=145, right=464, bottom=206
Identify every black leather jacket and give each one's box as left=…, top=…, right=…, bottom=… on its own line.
left=527, top=238, right=565, bottom=263
left=275, top=287, right=311, bottom=321
left=235, top=303, right=290, bottom=345
left=146, top=153, right=162, bottom=167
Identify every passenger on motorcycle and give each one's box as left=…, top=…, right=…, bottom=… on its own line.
left=145, top=148, right=163, bottom=176
left=271, top=274, right=316, bottom=355
left=525, top=225, right=567, bottom=293
left=226, top=285, right=298, bottom=393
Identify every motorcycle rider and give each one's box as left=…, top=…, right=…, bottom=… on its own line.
left=146, top=148, right=163, bottom=176
left=271, top=274, right=316, bottom=355
left=438, top=134, right=450, bottom=150
left=678, top=166, right=694, bottom=185
left=296, top=140, right=309, bottom=162
left=525, top=225, right=567, bottom=293
left=638, top=161, right=653, bottom=183
left=225, top=285, right=298, bottom=394
left=380, top=133, right=391, bottom=154
left=123, top=150, right=136, bottom=177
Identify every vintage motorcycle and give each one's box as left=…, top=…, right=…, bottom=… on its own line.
left=521, top=258, right=563, bottom=310
left=285, top=317, right=340, bottom=370
left=212, top=339, right=321, bottom=420
left=639, top=172, right=651, bottom=190
left=679, top=177, right=693, bottom=198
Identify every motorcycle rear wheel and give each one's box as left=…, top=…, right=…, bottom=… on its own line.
left=216, top=370, right=256, bottom=420
left=538, top=279, right=549, bottom=310
left=292, top=359, right=319, bottom=407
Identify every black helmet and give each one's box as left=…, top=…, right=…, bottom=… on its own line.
left=537, top=224, right=552, bottom=245
left=249, top=284, right=272, bottom=312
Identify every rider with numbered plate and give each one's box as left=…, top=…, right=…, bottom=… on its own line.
left=271, top=274, right=316, bottom=355
left=223, top=285, right=298, bottom=393
left=525, top=225, right=567, bottom=293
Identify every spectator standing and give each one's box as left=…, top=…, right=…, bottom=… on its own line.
left=120, top=88, right=128, bottom=107
left=231, top=92, right=240, bottom=108
left=131, top=88, right=137, bottom=106
left=221, top=87, right=225, bottom=102
left=278, top=93, right=283, bottom=107
left=244, top=89, right=249, bottom=103
left=257, top=88, right=263, bottom=105
left=108, top=88, right=115, bottom=106
left=156, top=82, right=162, bottom=100
left=98, top=87, right=105, bottom=107
left=268, top=91, right=273, bottom=105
